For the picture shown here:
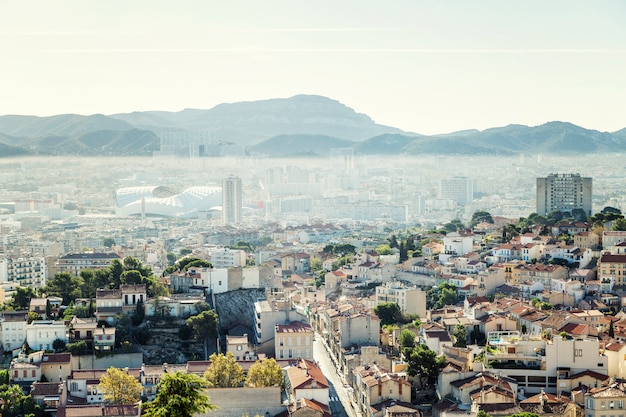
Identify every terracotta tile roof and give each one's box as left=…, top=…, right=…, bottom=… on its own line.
left=286, top=359, right=328, bottom=390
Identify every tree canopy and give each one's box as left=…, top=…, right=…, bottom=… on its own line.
left=374, top=302, right=402, bottom=326
left=403, top=344, right=447, bottom=388
left=246, top=358, right=284, bottom=387
left=399, top=329, right=416, bottom=348
left=204, top=352, right=245, bottom=388
left=142, top=371, right=217, bottom=417
left=470, top=211, right=494, bottom=228
left=98, top=367, right=143, bottom=405
left=186, top=310, right=218, bottom=360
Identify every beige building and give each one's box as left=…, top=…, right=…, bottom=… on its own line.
left=375, top=281, right=426, bottom=317
left=353, top=364, right=411, bottom=417
left=275, top=321, right=314, bottom=360
left=585, top=381, right=626, bottom=417
left=226, top=334, right=256, bottom=361
left=598, top=253, right=626, bottom=286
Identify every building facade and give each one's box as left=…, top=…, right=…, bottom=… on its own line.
left=536, top=173, right=592, bottom=216
left=222, top=176, right=243, bottom=224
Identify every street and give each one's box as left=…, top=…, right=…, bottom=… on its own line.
left=313, top=333, right=360, bottom=417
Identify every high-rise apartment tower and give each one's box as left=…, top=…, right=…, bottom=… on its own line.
left=222, top=176, right=242, bottom=224
left=536, top=173, right=592, bottom=216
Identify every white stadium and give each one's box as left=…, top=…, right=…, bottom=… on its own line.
left=115, top=186, right=222, bottom=218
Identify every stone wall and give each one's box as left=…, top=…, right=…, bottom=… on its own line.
left=198, top=387, right=286, bottom=417
left=214, top=288, right=265, bottom=333
left=71, top=352, right=144, bottom=370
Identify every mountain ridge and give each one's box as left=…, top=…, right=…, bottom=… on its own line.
left=0, top=95, right=624, bottom=157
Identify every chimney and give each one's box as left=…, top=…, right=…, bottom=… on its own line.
left=378, top=380, right=382, bottom=397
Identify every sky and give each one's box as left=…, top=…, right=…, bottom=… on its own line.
left=1, top=1, right=625, bottom=135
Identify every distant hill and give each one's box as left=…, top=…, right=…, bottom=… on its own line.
left=111, top=94, right=410, bottom=144
left=0, top=95, right=624, bottom=157
left=249, top=134, right=354, bottom=157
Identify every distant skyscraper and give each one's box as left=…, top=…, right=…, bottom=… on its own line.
left=222, top=176, right=242, bottom=224
left=536, top=173, right=592, bottom=216
left=440, top=177, right=474, bottom=206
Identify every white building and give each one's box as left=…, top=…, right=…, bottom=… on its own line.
left=375, top=281, right=426, bottom=317
left=0, top=256, right=47, bottom=291
left=222, top=176, right=242, bottom=224
left=0, top=311, right=28, bottom=354
left=26, top=320, right=68, bottom=351
left=440, top=232, right=474, bottom=264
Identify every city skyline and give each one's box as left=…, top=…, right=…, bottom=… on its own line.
left=1, top=1, right=625, bottom=135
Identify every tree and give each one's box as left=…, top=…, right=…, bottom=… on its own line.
left=99, top=367, right=143, bottom=405
left=388, top=234, right=399, bottom=249
left=398, top=329, right=416, bottom=348
left=399, top=241, right=408, bottom=263
left=470, top=211, right=494, bottom=228
left=66, top=340, right=87, bottom=355
left=453, top=324, right=467, bottom=348
left=11, top=286, right=36, bottom=310
left=246, top=358, right=284, bottom=387
left=609, top=320, right=615, bottom=338
left=142, top=371, right=217, bottom=417
left=613, top=218, right=626, bottom=231
left=27, top=311, right=42, bottom=324
left=375, top=244, right=393, bottom=255
left=45, top=272, right=83, bottom=305
left=403, top=344, right=447, bottom=388
left=103, top=237, right=116, bottom=248
left=374, top=302, right=402, bottom=326
left=204, top=352, right=244, bottom=387
left=186, top=310, right=218, bottom=360
left=132, top=300, right=145, bottom=326
left=53, top=338, right=66, bottom=352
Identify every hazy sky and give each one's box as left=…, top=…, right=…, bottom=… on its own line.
left=2, top=1, right=625, bottom=134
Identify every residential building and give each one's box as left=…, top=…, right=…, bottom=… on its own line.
left=26, top=320, right=68, bottom=351
left=0, top=310, right=28, bottom=354
left=584, top=381, right=626, bottom=417
left=599, top=253, right=626, bottom=286
left=440, top=177, right=474, bottom=207
left=0, top=256, right=47, bottom=290
left=226, top=334, right=256, bottom=361
left=56, top=252, right=121, bottom=276
left=375, top=281, right=427, bottom=317
left=536, top=173, right=592, bottom=217
left=275, top=321, right=314, bottom=360
left=353, top=364, right=411, bottom=417
left=284, top=359, right=329, bottom=406
left=222, top=175, right=243, bottom=224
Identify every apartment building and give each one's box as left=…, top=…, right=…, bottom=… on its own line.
left=56, top=252, right=121, bottom=276
left=0, top=256, right=47, bottom=291
left=375, top=281, right=426, bottom=317
left=275, top=321, right=314, bottom=360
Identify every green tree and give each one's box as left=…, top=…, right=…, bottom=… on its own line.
left=11, top=286, right=36, bottom=310
left=246, top=358, right=284, bottom=387
left=53, top=338, right=66, bottom=352
left=166, top=252, right=177, bottom=266
left=121, top=270, right=143, bottom=285
left=453, top=324, right=467, bottom=348
left=99, top=367, right=143, bottom=405
left=103, top=237, right=116, bottom=248
left=398, top=329, right=416, bottom=348
left=388, top=234, right=399, bottom=249
left=204, top=352, right=244, bottom=387
left=613, top=218, right=626, bottom=231
left=470, top=211, right=494, bottom=228
left=399, top=241, right=408, bottom=263
left=66, top=340, right=87, bottom=355
left=375, top=244, right=393, bottom=255
left=27, top=311, right=42, bottom=324
left=476, top=410, right=492, bottom=417
left=609, top=320, right=615, bottom=338
left=45, top=272, right=83, bottom=305
left=186, top=310, right=218, bottom=360
left=142, top=372, right=217, bottom=417
left=403, top=344, right=447, bottom=388
left=374, top=302, right=402, bottom=326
